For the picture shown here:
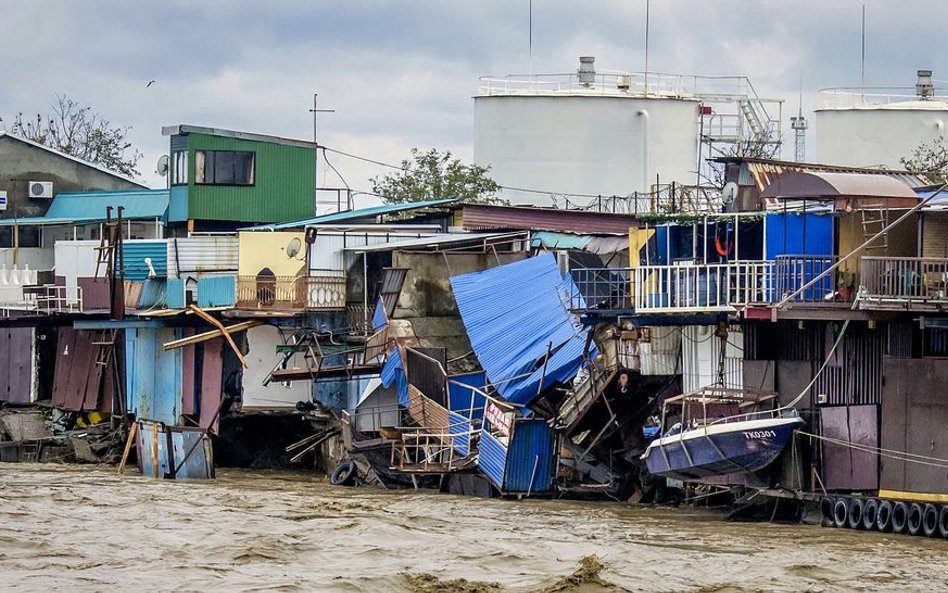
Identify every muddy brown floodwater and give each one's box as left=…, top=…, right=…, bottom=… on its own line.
left=2, top=464, right=947, bottom=593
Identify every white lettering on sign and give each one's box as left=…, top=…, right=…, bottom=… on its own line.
left=742, top=430, right=776, bottom=439
left=485, top=401, right=512, bottom=437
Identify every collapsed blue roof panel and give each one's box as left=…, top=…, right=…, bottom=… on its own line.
left=450, top=253, right=586, bottom=405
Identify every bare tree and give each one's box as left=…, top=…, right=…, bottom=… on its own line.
left=12, top=95, right=143, bottom=177
left=901, top=138, right=948, bottom=184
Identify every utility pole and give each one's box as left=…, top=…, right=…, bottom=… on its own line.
left=309, top=93, right=335, bottom=214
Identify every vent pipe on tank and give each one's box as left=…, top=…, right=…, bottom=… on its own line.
left=578, top=56, right=596, bottom=87
left=916, top=69, right=933, bottom=100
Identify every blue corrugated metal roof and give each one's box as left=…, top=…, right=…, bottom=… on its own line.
left=450, top=253, right=588, bottom=405
left=477, top=429, right=507, bottom=489
left=0, top=189, right=169, bottom=227
left=47, top=189, right=169, bottom=220
left=122, top=241, right=168, bottom=281
left=503, top=419, right=555, bottom=494
left=242, top=199, right=456, bottom=231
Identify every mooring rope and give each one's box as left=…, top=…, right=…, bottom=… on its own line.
left=797, top=430, right=948, bottom=470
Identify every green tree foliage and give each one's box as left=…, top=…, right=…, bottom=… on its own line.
left=900, top=138, right=948, bottom=183
left=371, top=148, right=506, bottom=205
left=12, top=95, right=143, bottom=177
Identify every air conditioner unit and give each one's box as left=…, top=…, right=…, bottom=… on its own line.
left=28, top=181, right=54, bottom=199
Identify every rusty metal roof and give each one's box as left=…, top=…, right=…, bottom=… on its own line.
left=728, top=158, right=937, bottom=192
left=460, top=204, right=637, bottom=235
left=760, top=171, right=918, bottom=201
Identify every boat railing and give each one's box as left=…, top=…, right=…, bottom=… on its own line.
left=705, top=406, right=798, bottom=427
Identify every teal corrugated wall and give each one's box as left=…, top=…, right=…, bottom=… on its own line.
left=122, top=241, right=168, bottom=281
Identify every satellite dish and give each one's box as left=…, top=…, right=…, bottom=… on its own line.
left=286, top=237, right=302, bottom=259
left=156, top=155, right=170, bottom=177
left=722, top=182, right=739, bottom=207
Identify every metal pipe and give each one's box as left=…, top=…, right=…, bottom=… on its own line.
left=637, top=109, right=649, bottom=194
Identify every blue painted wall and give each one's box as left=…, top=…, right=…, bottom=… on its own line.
left=765, top=213, right=833, bottom=258
left=503, top=419, right=555, bottom=494
left=126, top=327, right=182, bottom=425
left=197, top=275, right=236, bottom=308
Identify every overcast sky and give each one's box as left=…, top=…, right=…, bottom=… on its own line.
left=2, top=1, right=945, bottom=209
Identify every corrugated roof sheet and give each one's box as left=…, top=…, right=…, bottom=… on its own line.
left=346, top=231, right=525, bottom=252
left=243, top=199, right=457, bottom=231
left=450, top=253, right=587, bottom=405
left=48, top=189, right=169, bottom=220
left=0, top=189, right=169, bottom=227
left=461, top=204, right=638, bottom=235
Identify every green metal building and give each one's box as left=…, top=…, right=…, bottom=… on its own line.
left=162, top=125, right=315, bottom=228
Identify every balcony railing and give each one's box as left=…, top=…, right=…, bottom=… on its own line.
left=774, top=255, right=840, bottom=303
left=859, top=256, right=948, bottom=309
left=634, top=261, right=775, bottom=313
left=236, top=275, right=346, bottom=311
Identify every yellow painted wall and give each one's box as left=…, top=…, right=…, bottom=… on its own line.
left=237, top=231, right=306, bottom=276
left=837, top=212, right=917, bottom=274
left=628, top=228, right=656, bottom=267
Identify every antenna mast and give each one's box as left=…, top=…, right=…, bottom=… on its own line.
left=790, top=75, right=807, bottom=162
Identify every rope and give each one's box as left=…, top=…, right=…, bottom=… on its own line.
left=798, top=430, right=948, bottom=469
left=783, top=319, right=850, bottom=409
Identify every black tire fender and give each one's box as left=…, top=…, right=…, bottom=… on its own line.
left=820, top=496, right=836, bottom=527
left=847, top=497, right=865, bottom=530
left=892, top=501, right=909, bottom=534
left=862, top=499, right=879, bottom=531
left=330, top=460, right=358, bottom=486
left=833, top=498, right=849, bottom=528
left=938, top=505, right=948, bottom=539
left=922, top=504, right=939, bottom=537
left=876, top=500, right=894, bottom=532
left=907, top=502, right=924, bottom=536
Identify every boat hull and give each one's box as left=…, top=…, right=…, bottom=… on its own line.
left=642, top=417, right=803, bottom=482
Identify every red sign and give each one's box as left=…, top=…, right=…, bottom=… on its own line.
left=485, top=401, right=512, bottom=437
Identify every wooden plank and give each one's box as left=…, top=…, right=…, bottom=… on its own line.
left=162, top=320, right=262, bottom=351
left=188, top=304, right=248, bottom=368
left=51, top=328, right=74, bottom=408
left=199, top=338, right=224, bottom=434
left=181, top=329, right=196, bottom=416
left=0, top=328, right=10, bottom=402
left=117, top=422, right=139, bottom=474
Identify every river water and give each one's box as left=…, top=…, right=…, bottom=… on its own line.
left=1, top=464, right=946, bottom=593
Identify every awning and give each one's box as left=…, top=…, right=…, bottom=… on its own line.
left=760, top=172, right=918, bottom=204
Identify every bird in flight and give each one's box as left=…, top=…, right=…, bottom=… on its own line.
left=146, top=80, right=156, bottom=88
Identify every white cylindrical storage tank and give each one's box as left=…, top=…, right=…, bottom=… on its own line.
left=817, top=79, right=948, bottom=169
left=474, top=75, right=699, bottom=207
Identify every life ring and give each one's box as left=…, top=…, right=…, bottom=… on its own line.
left=833, top=498, right=849, bottom=528
left=922, top=504, right=939, bottom=537
left=847, top=497, right=865, bottom=530
left=907, top=503, right=924, bottom=536
left=891, top=501, right=909, bottom=533
left=876, top=500, right=893, bottom=532
left=862, top=499, right=880, bottom=530
left=714, top=233, right=733, bottom=257
left=330, top=460, right=358, bottom=486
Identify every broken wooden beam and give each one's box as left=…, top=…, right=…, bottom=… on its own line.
left=188, top=304, right=249, bottom=368
left=162, top=320, right=263, bottom=351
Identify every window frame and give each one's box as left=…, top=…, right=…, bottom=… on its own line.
left=194, top=150, right=256, bottom=186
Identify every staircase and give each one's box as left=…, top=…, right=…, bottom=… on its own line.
left=557, top=359, right=618, bottom=432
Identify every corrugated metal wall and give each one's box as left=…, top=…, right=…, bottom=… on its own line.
left=448, top=410, right=471, bottom=457
left=922, top=212, right=948, bottom=258
left=166, top=236, right=239, bottom=277
left=477, top=429, right=507, bottom=490
left=820, top=405, right=879, bottom=491
left=197, top=275, right=236, bottom=308
left=122, top=240, right=168, bottom=281
left=126, top=327, right=182, bottom=425
left=503, top=419, right=555, bottom=494
left=814, top=324, right=884, bottom=406
left=185, top=133, right=314, bottom=223
left=744, top=321, right=823, bottom=361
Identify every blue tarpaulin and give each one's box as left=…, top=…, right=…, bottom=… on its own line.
left=372, top=297, right=387, bottom=330
left=380, top=346, right=408, bottom=407
left=450, top=253, right=587, bottom=405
